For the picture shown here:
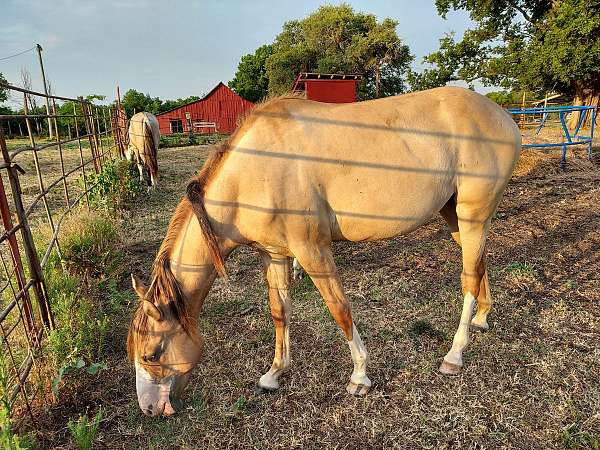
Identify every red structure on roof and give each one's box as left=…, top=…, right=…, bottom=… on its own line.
left=156, top=82, right=254, bottom=135
left=293, top=72, right=363, bottom=103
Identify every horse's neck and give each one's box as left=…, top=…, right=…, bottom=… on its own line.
left=169, top=210, right=218, bottom=317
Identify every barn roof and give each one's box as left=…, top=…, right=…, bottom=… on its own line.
left=156, top=82, right=249, bottom=116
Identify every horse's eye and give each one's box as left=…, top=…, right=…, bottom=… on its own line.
left=143, top=350, right=160, bottom=363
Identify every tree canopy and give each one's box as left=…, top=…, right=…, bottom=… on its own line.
left=229, top=4, right=413, bottom=101
left=228, top=45, right=273, bottom=102
left=0, top=73, right=8, bottom=103
left=410, top=0, right=600, bottom=109
left=119, top=89, right=201, bottom=117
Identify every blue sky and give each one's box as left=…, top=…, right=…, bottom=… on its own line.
left=0, top=0, right=476, bottom=105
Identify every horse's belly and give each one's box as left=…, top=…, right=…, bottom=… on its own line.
left=325, top=174, right=452, bottom=242
left=332, top=203, right=439, bottom=241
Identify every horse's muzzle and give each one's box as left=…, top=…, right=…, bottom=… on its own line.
left=135, top=363, right=188, bottom=417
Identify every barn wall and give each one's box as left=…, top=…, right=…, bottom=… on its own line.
left=305, top=80, right=357, bottom=103
left=157, top=83, right=254, bottom=135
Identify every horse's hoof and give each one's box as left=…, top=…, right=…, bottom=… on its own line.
left=470, top=323, right=489, bottom=332
left=439, top=360, right=462, bottom=375
left=254, top=384, right=278, bottom=395
left=470, top=318, right=489, bottom=331
left=346, top=381, right=370, bottom=396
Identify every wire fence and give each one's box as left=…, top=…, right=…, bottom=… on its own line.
left=0, top=81, right=120, bottom=426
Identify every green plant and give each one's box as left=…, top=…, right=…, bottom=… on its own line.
left=58, top=210, right=123, bottom=280
left=562, top=422, right=599, bottom=450
left=159, top=133, right=228, bottom=148
left=39, top=212, right=128, bottom=393
left=229, top=395, right=247, bottom=418
left=86, top=159, right=142, bottom=209
left=504, top=262, right=537, bottom=278
left=47, top=286, right=109, bottom=364
left=52, top=355, right=106, bottom=396
left=67, top=408, right=103, bottom=450
left=0, top=353, right=31, bottom=449
left=0, top=407, right=30, bottom=450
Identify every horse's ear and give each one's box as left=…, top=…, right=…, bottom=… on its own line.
left=142, top=300, right=162, bottom=321
left=131, top=274, right=147, bottom=298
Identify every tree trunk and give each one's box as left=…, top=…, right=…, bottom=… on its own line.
left=567, top=81, right=599, bottom=130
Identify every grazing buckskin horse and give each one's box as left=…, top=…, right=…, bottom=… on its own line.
left=127, top=112, right=160, bottom=189
left=127, top=87, right=521, bottom=417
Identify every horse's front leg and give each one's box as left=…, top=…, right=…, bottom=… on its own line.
left=292, top=244, right=371, bottom=396
left=257, top=253, right=292, bottom=392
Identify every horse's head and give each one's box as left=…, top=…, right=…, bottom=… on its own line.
left=127, top=271, right=202, bottom=416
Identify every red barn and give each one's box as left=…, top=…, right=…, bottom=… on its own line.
left=156, top=82, right=254, bottom=135
left=292, top=73, right=363, bottom=103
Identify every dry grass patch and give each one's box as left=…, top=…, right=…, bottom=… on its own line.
left=24, top=144, right=600, bottom=449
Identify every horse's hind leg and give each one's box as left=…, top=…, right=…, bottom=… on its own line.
left=150, top=172, right=158, bottom=189
left=440, top=201, right=492, bottom=375
left=257, top=252, right=292, bottom=392
left=137, top=163, right=145, bottom=185
left=440, top=197, right=492, bottom=331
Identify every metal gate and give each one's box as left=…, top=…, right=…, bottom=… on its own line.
left=0, top=81, right=119, bottom=425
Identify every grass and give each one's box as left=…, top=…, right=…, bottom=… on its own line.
left=13, top=143, right=600, bottom=449
left=159, top=132, right=228, bottom=148
left=67, top=407, right=103, bottom=450
left=562, top=422, right=600, bottom=450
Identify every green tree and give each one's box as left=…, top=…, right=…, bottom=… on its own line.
left=229, top=45, right=274, bottom=102
left=120, top=89, right=162, bottom=117
left=410, top=0, right=600, bottom=124
left=485, top=90, right=520, bottom=107
left=55, top=95, right=107, bottom=137
left=0, top=73, right=7, bottom=103
left=159, top=95, right=201, bottom=113
left=262, top=4, right=412, bottom=99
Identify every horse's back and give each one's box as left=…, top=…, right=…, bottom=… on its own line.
left=210, top=87, right=521, bottom=243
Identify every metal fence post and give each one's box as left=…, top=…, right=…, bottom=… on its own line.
left=72, top=102, right=90, bottom=207
left=22, top=93, right=61, bottom=257
left=0, top=128, right=54, bottom=331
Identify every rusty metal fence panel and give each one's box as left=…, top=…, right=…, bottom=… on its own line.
left=0, top=82, right=120, bottom=425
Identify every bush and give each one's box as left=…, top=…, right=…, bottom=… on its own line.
left=58, top=209, right=122, bottom=280
left=86, top=159, right=142, bottom=210
left=40, top=211, right=133, bottom=393
left=46, top=277, right=108, bottom=365
left=159, top=132, right=228, bottom=148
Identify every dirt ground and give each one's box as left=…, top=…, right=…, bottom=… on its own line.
left=32, top=142, right=599, bottom=449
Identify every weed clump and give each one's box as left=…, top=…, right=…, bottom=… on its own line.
left=67, top=408, right=103, bottom=450
left=39, top=210, right=134, bottom=393
left=86, top=159, right=142, bottom=209
left=0, top=353, right=34, bottom=449
left=57, top=209, right=123, bottom=280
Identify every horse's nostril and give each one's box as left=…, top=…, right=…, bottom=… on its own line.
left=144, top=404, right=154, bottom=416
